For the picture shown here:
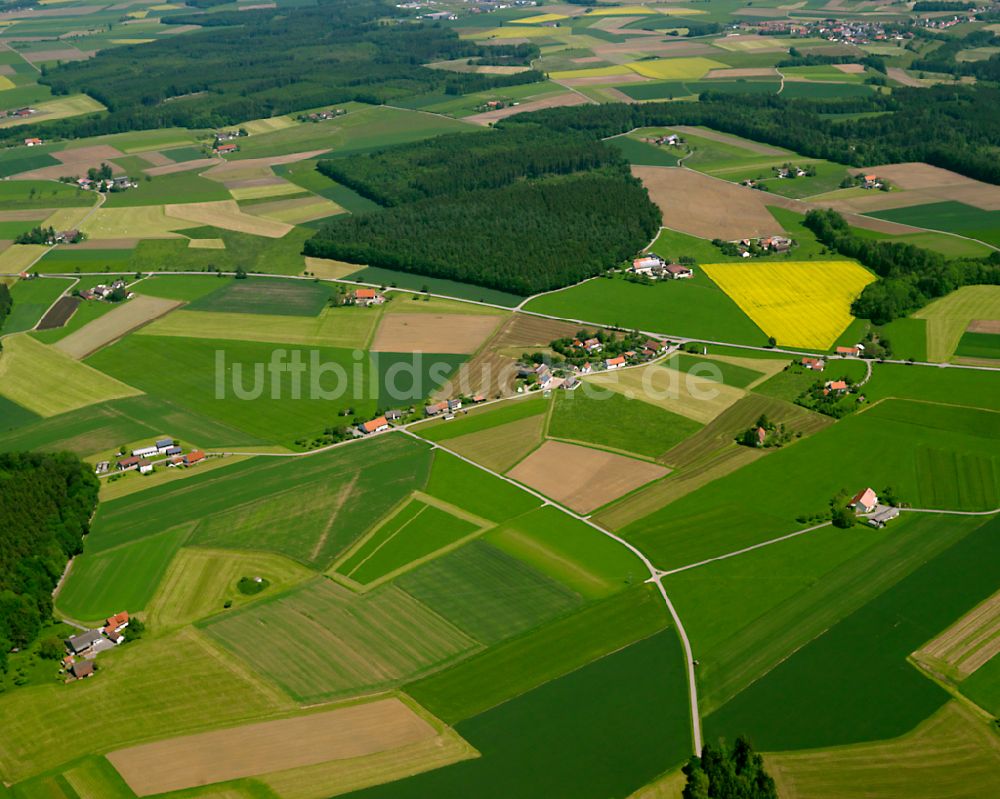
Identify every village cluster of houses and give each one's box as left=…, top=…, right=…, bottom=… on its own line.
left=629, top=254, right=694, bottom=280
left=476, top=98, right=519, bottom=113
left=3, top=106, right=35, bottom=121
left=79, top=279, right=133, bottom=302
left=356, top=395, right=491, bottom=434
left=720, top=236, right=793, bottom=258
left=299, top=108, right=347, bottom=122
left=76, top=175, right=136, bottom=193
left=849, top=487, right=900, bottom=528
left=97, top=438, right=205, bottom=476
left=645, top=134, right=683, bottom=147
left=514, top=335, right=670, bottom=393
left=62, top=612, right=130, bottom=680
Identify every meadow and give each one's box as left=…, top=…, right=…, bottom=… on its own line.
left=443, top=413, right=547, bottom=473
left=608, top=135, right=682, bottom=167
left=30, top=247, right=135, bottom=275
left=867, top=200, right=1000, bottom=249
left=0, top=179, right=94, bottom=210
left=705, top=515, right=1000, bottom=750
left=622, top=399, right=1000, bottom=569
left=3, top=277, right=73, bottom=335
left=954, top=330, right=1000, bottom=360
left=342, top=265, right=525, bottom=307
left=548, top=390, right=702, bottom=459
left=349, top=631, right=691, bottom=799
left=423, top=450, right=543, bottom=523
left=664, top=352, right=766, bottom=388
left=912, top=285, right=1000, bottom=362
left=415, top=395, right=547, bottom=441
left=524, top=273, right=768, bottom=345
left=101, top=171, right=230, bottom=207
left=701, top=260, right=875, bottom=350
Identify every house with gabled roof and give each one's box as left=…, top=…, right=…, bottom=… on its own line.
left=359, top=416, right=390, bottom=435
left=849, top=487, right=879, bottom=514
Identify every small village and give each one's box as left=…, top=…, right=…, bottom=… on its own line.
left=94, top=438, right=207, bottom=479
left=61, top=611, right=133, bottom=682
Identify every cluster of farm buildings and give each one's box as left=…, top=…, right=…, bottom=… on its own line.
left=61, top=612, right=130, bottom=681
left=849, top=487, right=900, bottom=528
left=2, top=106, right=36, bottom=121
left=79, top=279, right=133, bottom=301
left=629, top=254, right=694, bottom=279
left=75, top=175, right=137, bottom=193
left=95, top=438, right=206, bottom=476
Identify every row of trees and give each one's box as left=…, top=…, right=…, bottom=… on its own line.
left=316, top=126, right=624, bottom=207
left=803, top=209, right=1000, bottom=324
left=0, top=453, right=99, bottom=672
left=305, top=173, right=661, bottom=295
left=498, top=85, right=1000, bottom=186
left=11, top=0, right=544, bottom=143
left=0, top=283, right=10, bottom=335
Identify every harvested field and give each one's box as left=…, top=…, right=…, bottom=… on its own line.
left=465, top=92, right=590, bottom=126
left=107, top=698, right=436, bottom=797
left=702, top=261, right=875, bottom=349
left=833, top=63, right=866, bottom=73
left=304, top=256, right=358, bottom=279
left=765, top=702, right=1000, bottom=799
left=164, top=200, right=293, bottom=238
left=857, top=163, right=1000, bottom=211
left=497, top=314, right=582, bottom=348
left=586, top=362, right=747, bottom=424
left=371, top=313, right=501, bottom=354
left=35, top=295, right=79, bottom=330
left=968, top=319, right=1000, bottom=333
left=559, top=72, right=649, bottom=87
left=886, top=67, right=924, bottom=87
left=229, top=180, right=305, bottom=201
left=444, top=413, right=546, bottom=473
left=14, top=146, right=122, bottom=180
left=508, top=440, right=668, bottom=514
left=134, top=150, right=174, bottom=167
left=0, top=244, right=48, bottom=274
left=913, top=285, right=1000, bottom=362
left=712, top=35, right=788, bottom=52
left=80, top=206, right=186, bottom=239
left=669, top=126, right=785, bottom=156
left=704, top=67, right=778, bottom=79
left=0, top=208, right=57, bottom=221
left=54, top=145, right=123, bottom=165
left=188, top=238, right=225, bottom=249
left=247, top=195, right=344, bottom=224
left=916, top=589, right=1000, bottom=679
left=69, top=237, right=138, bottom=249
left=202, top=150, right=330, bottom=180
left=633, top=166, right=784, bottom=239
left=54, top=296, right=182, bottom=359
left=144, top=158, right=218, bottom=176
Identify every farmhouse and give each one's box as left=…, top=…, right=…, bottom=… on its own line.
left=631, top=254, right=665, bottom=275
left=164, top=445, right=182, bottom=457
left=353, top=288, right=385, bottom=307
left=24, top=137, right=42, bottom=147
left=359, top=416, right=390, bottom=435
left=156, top=438, right=175, bottom=454
left=824, top=380, right=848, bottom=395
left=95, top=461, right=109, bottom=474
left=836, top=345, right=861, bottom=357
left=215, top=142, right=238, bottom=155
left=583, top=338, right=602, bottom=353
left=605, top=355, right=626, bottom=370
left=105, top=627, right=125, bottom=645
left=384, top=409, right=404, bottom=421
left=868, top=505, right=900, bottom=528
left=69, top=661, right=95, bottom=680
left=117, top=456, right=140, bottom=472
left=645, top=339, right=667, bottom=353
left=425, top=401, right=449, bottom=417
left=756, top=426, right=767, bottom=446
left=132, top=445, right=158, bottom=458
left=183, top=450, right=206, bottom=466
left=663, top=264, right=694, bottom=280
left=138, top=459, right=154, bottom=475
left=760, top=236, right=792, bottom=253
left=65, top=630, right=103, bottom=656
left=801, top=357, right=825, bottom=371
left=535, top=364, right=553, bottom=389
left=106, top=611, right=130, bottom=632
left=849, top=487, right=879, bottom=514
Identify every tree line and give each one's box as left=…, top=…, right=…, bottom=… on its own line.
left=0, top=283, right=10, bottom=335
left=498, top=86, right=1000, bottom=186
left=804, top=209, right=1000, bottom=324
left=0, top=453, right=99, bottom=672
left=10, top=0, right=544, bottom=143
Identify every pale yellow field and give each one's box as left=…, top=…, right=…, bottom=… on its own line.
left=626, top=57, right=726, bottom=80
left=0, top=76, right=14, bottom=91
left=229, top=181, right=304, bottom=201
left=511, top=13, right=568, bottom=24
left=241, top=116, right=299, bottom=135
left=248, top=197, right=343, bottom=224
left=55, top=295, right=182, bottom=359
left=0, top=244, right=48, bottom=274
left=165, top=200, right=292, bottom=238
left=188, top=238, right=226, bottom=249
left=303, top=256, right=358, bottom=279
left=588, top=5, right=655, bottom=14
left=0, top=95, right=105, bottom=129
left=550, top=65, right=633, bottom=79
left=0, top=334, right=142, bottom=417
left=702, top=260, right=875, bottom=349
left=463, top=26, right=557, bottom=39
left=913, top=284, right=1000, bottom=362
left=42, top=207, right=92, bottom=232
left=81, top=206, right=186, bottom=239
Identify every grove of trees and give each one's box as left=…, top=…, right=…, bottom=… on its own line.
left=0, top=453, right=99, bottom=672
left=682, top=737, right=777, bottom=799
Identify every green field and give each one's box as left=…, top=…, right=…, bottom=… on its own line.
left=0, top=396, right=40, bottom=435
left=3, top=278, right=73, bottom=334
left=780, top=81, right=876, bottom=99
left=30, top=248, right=135, bottom=276
left=343, top=265, right=525, bottom=307
left=415, top=396, right=547, bottom=442
left=423, top=450, right=543, bottom=523
left=548, top=390, right=702, bottom=458
left=864, top=362, right=1000, bottom=411
left=134, top=274, right=239, bottom=302
left=274, top=159, right=381, bottom=214
left=397, top=539, right=583, bottom=645
left=524, top=273, right=768, bottom=345
left=335, top=496, right=482, bottom=586
left=55, top=523, right=193, bottom=623
left=960, top=652, right=1000, bottom=715
left=706, top=514, right=1000, bottom=750
left=665, top=352, right=765, bottom=388
left=954, top=330, right=1000, bottom=360
left=608, top=135, right=681, bottom=167
left=866, top=201, right=1000, bottom=249
left=185, top=277, right=332, bottom=316
left=486, top=505, right=645, bottom=598
left=101, top=171, right=230, bottom=207
left=622, top=399, right=1000, bottom=569
left=408, top=586, right=669, bottom=723
left=350, top=630, right=691, bottom=799
left=124, top=228, right=312, bottom=277
left=205, top=578, right=477, bottom=702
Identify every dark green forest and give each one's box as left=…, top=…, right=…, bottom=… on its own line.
left=0, top=284, right=11, bottom=334
left=499, top=87, right=1000, bottom=185
left=0, top=453, right=99, bottom=671
left=16, top=0, right=542, bottom=141
left=316, top=127, right=619, bottom=206
left=804, top=209, right=1000, bottom=324
left=682, top=738, right=777, bottom=799
left=305, top=173, right=660, bottom=295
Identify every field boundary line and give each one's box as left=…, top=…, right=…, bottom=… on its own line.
left=399, top=427, right=704, bottom=754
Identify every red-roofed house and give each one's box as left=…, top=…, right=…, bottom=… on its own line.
left=824, top=380, right=848, bottom=395
left=104, top=627, right=125, bottom=645
left=663, top=264, right=694, bottom=280
left=353, top=288, right=385, bottom=307
left=802, top=357, right=824, bottom=371
left=116, top=456, right=140, bottom=471
left=184, top=450, right=206, bottom=466
left=106, top=611, right=129, bottom=632
left=24, top=137, right=42, bottom=147
left=359, top=416, right=389, bottom=435
left=756, top=426, right=767, bottom=446
left=583, top=338, right=602, bottom=353
left=645, top=339, right=666, bottom=353
left=604, top=355, right=626, bottom=370
left=836, top=346, right=860, bottom=357
left=215, top=142, right=238, bottom=154
left=425, top=401, right=448, bottom=417
left=849, top=487, right=879, bottom=514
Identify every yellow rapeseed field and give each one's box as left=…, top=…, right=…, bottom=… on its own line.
left=510, top=13, right=568, bottom=24
left=702, top=260, right=875, bottom=350
left=626, top=57, right=727, bottom=80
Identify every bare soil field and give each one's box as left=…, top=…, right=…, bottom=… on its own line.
left=16, top=151, right=125, bottom=181
left=496, top=314, right=583, bottom=349
left=634, top=166, right=785, bottom=239
left=202, top=150, right=330, bottom=180
left=466, top=93, right=590, bottom=126
left=851, top=163, right=1000, bottom=210
left=36, top=295, right=79, bottom=330
left=371, top=313, right=501, bottom=354
left=445, top=413, right=547, bottom=473
left=968, top=319, right=1000, bottom=334
left=508, top=439, right=668, bottom=514
left=833, top=63, right=866, bottom=73
left=54, top=145, right=124, bottom=165
left=144, top=158, right=218, bottom=177
left=164, top=200, right=292, bottom=238
left=135, top=151, right=174, bottom=167
left=55, top=296, right=182, bottom=359
left=107, top=698, right=436, bottom=797
left=886, top=67, right=925, bottom=87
